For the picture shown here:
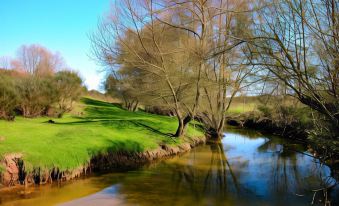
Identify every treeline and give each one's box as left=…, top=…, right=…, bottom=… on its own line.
left=0, top=44, right=83, bottom=120
left=91, top=0, right=338, bottom=154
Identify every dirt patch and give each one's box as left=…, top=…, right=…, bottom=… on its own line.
left=1, top=153, right=22, bottom=187
left=0, top=136, right=5, bottom=142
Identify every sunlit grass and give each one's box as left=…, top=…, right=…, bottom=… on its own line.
left=227, top=102, right=258, bottom=114
left=0, top=98, right=204, bottom=172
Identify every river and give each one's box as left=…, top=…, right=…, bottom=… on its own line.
left=1, top=129, right=338, bottom=206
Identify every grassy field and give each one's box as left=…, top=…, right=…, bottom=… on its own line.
left=227, top=95, right=303, bottom=114
left=228, top=102, right=257, bottom=114
left=227, top=96, right=259, bottom=114
left=0, top=98, right=203, bottom=172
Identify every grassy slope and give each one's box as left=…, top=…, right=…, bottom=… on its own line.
left=0, top=98, right=203, bottom=172
left=228, top=102, right=257, bottom=114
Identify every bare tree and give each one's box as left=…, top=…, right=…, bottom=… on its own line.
left=151, top=0, right=257, bottom=138
left=0, top=56, right=12, bottom=70
left=251, top=0, right=339, bottom=139
left=12, top=44, right=65, bottom=76
left=91, top=0, right=200, bottom=137
left=195, top=0, right=256, bottom=138
left=104, top=71, right=140, bottom=112
left=91, top=0, right=257, bottom=138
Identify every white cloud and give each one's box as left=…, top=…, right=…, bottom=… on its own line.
left=84, top=73, right=103, bottom=91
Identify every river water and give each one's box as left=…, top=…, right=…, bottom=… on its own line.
left=1, top=129, right=338, bottom=206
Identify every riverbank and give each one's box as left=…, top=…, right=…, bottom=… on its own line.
left=0, top=98, right=205, bottom=188
left=226, top=112, right=308, bottom=141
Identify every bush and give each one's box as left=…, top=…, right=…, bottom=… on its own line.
left=308, top=113, right=339, bottom=158
left=0, top=73, right=19, bottom=120
left=54, top=71, right=83, bottom=113
left=17, top=76, right=58, bottom=117
left=0, top=70, right=83, bottom=119
left=257, top=104, right=311, bottom=127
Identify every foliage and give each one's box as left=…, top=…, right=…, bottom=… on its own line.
left=54, top=70, right=83, bottom=114
left=0, top=72, right=19, bottom=120
left=104, top=73, right=139, bottom=111
left=0, top=44, right=83, bottom=119
left=308, top=113, right=339, bottom=158
left=257, top=104, right=312, bottom=128
left=16, top=75, right=58, bottom=117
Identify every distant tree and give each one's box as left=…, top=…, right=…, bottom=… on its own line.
left=0, top=56, right=12, bottom=70
left=12, top=44, right=65, bottom=76
left=54, top=70, right=83, bottom=113
left=104, top=72, right=139, bottom=111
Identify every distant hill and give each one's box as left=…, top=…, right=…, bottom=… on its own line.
left=86, top=89, right=118, bottom=103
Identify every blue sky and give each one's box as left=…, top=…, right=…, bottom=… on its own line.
left=0, top=0, right=113, bottom=91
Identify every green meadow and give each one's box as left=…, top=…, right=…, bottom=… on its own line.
left=0, top=98, right=203, bottom=172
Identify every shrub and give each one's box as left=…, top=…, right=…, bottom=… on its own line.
left=54, top=71, right=83, bottom=113
left=17, top=76, right=58, bottom=117
left=0, top=73, right=19, bottom=120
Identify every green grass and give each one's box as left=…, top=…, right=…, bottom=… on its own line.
left=0, top=98, right=203, bottom=172
left=228, top=102, right=258, bottom=114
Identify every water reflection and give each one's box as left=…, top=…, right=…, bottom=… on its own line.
left=1, top=129, right=338, bottom=206
left=223, top=131, right=335, bottom=203
left=114, top=130, right=337, bottom=206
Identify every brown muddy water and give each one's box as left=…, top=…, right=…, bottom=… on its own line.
left=0, top=129, right=338, bottom=206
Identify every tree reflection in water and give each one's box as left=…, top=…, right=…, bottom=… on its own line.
left=170, top=142, right=247, bottom=203
left=115, top=130, right=335, bottom=206
left=256, top=136, right=334, bottom=204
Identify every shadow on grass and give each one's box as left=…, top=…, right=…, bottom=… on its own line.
left=52, top=97, right=177, bottom=138
left=130, top=120, right=173, bottom=137
left=81, top=97, right=123, bottom=109
left=54, top=119, right=127, bottom=125
left=87, top=139, right=146, bottom=155
left=79, top=98, right=142, bottom=121
left=81, top=97, right=113, bottom=107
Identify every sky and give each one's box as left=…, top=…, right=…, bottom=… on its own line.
left=0, top=0, right=113, bottom=91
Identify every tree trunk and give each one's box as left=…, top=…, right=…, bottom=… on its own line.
left=208, top=118, right=225, bottom=140
left=217, top=118, right=225, bottom=137
left=174, top=115, right=192, bottom=137
left=208, top=128, right=223, bottom=140
left=132, top=101, right=139, bottom=112
left=174, top=118, right=184, bottom=137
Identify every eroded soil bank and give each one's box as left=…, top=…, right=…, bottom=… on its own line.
left=0, top=136, right=206, bottom=189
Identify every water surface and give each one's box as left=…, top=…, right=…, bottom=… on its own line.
left=1, top=129, right=337, bottom=206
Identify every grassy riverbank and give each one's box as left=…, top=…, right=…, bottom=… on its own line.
left=0, top=98, right=204, bottom=173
